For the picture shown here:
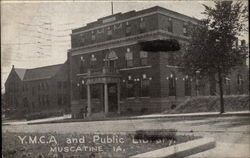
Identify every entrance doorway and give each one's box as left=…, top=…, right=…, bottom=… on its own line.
left=108, top=83, right=118, bottom=112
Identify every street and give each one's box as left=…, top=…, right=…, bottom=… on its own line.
left=3, top=115, right=250, bottom=157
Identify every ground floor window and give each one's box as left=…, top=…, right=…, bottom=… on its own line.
left=126, top=80, right=134, bottom=98
left=141, top=79, right=149, bottom=97
left=184, top=76, right=191, bottom=96
left=80, top=85, right=87, bottom=99
left=57, top=94, right=62, bottom=105
left=169, top=74, right=176, bottom=96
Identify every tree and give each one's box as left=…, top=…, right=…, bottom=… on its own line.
left=182, top=1, right=248, bottom=113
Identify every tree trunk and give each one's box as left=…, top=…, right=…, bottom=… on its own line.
left=218, top=68, right=225, bottom=114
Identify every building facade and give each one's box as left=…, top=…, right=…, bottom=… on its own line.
left=67, top=6, right=248, bottom=118
left=4, top=63, right=70, bottom=118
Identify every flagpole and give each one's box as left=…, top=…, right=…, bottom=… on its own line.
left=111, top=1, right=114, bottom=15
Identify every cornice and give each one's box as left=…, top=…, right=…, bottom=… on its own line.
left=69, top=30, right=190, bottom=56
left=71, top=10, right=198, bottom=36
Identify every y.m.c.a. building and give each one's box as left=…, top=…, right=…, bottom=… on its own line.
left=68, top=6, right=248, bottom=118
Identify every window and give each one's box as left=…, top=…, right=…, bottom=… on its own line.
left=63, top=81, right=67, bottom=89
left=139, top=17, right=146, bottom=33
left=63, top=94, right=67, bottom=104
left=224, top=77, right=231, bottom=95
left=90, top=54, right=97, bottom=68
left=125, top=48, right=133, bottom=67
left=140, top=51, right=148, bottom=65
left=169, top=73, right=176, bottom=96
left=114, top=23, right=122, bottom=30
left=141, top=74, right=150, bottom=97
left=57, top=81, right=62, bottom=89
left=80, top=84, right=87, bottom=99
left=80, top=56, right=86, bottom=73
left=183, top=22, right=188, bottom=36
left=38, top=95, right=40, bottom=106
left=127, top=76, right=135, bottom=98
left=168, top=17, right=173, bottom=32
left=45, top=82, right=49, bottom=89
left=237, top=74, right=244, bottom=94
left=46, top=95, right=50, bottom=106
left=107, top=26, right=112, bottom=40
left=91, top=31, right=96, bottom=41
left=125, top=22, right=131, bottom=36
left=80, top=33, right=85, bottom=45
left=43, top=95, right=46, bottom=106
left=184, top=75, right=191, bottom=96
left=31, top=87, right=35, bottom=96
left=57, top=94, right=62, bottom=105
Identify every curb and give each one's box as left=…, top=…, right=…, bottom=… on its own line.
left=26, top=112, right=250, bottom=125
left=129, top=137, right=216, bottom=158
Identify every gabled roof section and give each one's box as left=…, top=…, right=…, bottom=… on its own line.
left=23, top=64, right=63, bottom=81
left=14, top=68, right=27, bottom=80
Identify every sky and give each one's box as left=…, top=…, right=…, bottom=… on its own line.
left=1, top=1, right=249, bottom=93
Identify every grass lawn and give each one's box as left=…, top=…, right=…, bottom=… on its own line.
left=2, top=130, right=201, bottom=158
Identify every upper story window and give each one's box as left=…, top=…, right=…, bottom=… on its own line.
left=114, top=23, right=122, bottom=30
left=125, top=48, right=133, bottom=67
left=91, top=31, right=96, bottom=41
left=57, top=81, right=62, bottom=89
left=125, top=21, right=131, bottom=36
left=63, top=81, right=67, bottom=89
left=97, top=28, right=104, bottom=34
left=168, top=17, right=173, bottom=33
left=80, top=56, right=85, bottom=73
left=183, top=22, right=188, bottom=36
left=140, top=51, right=148, bottom=66
left=107, top=26, right=112, bottom=40
left=139, top=17, right=146, bottom=33
left=80, top=33, right=85, bottom=45
left=90, top=54, right=97, bottom=68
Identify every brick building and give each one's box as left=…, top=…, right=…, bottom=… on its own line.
left=68, top=6, right=248, bottom=118
left=4, top=62, right=70, bottom=118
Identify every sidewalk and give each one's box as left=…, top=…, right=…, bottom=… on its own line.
left=2, top=114, right=71, bottom=125
left=3, top=110, right=249, bottom=125
left=131, top=110, right=250, bottom=119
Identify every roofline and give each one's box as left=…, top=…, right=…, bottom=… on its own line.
left=72, top=6, right=199, bottom=35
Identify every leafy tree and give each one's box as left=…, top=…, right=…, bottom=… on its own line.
left=183, top=1, right=248, bottom=113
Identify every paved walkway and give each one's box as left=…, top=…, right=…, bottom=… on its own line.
left=186, top=142, right=250, bottom=158
left=131, top=110, right=250, bottom=119
left=3, top=111, right=249, bottom=125
left=2, top=114, right=71, bottom=125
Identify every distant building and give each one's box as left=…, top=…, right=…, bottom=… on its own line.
left=68, top=6, right=248, bottom=118
left=4, top=62, right=70, bottom=118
